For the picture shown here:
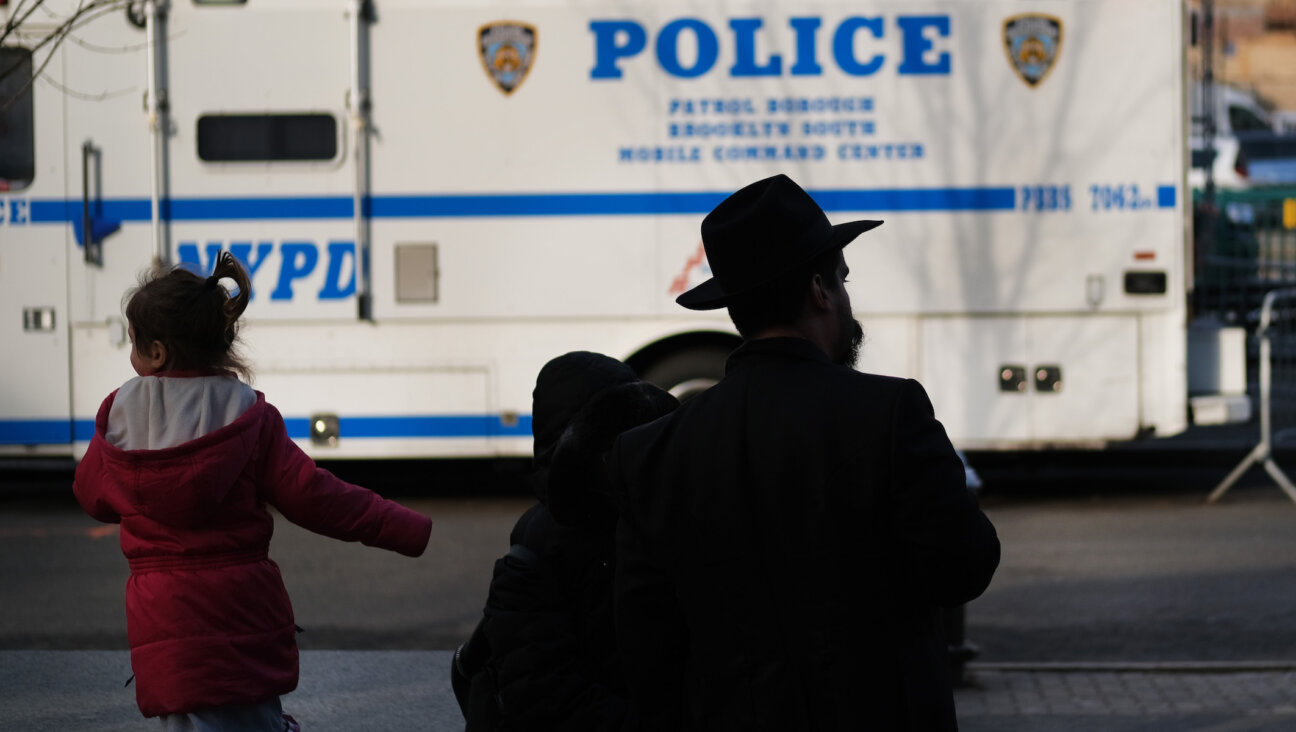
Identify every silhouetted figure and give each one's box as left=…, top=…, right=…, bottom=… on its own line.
left=456, top=352, right=677, bottom=731
left=610, top=175, right=1001, bottom=731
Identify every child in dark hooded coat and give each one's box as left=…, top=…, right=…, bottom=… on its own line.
left=455, top=351, right=677, bottom=732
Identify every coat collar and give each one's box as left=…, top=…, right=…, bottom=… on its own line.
left=725, top=336, right=832, bottom=375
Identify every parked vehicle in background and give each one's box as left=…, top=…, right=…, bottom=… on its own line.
left=1, top=0, right=1237, bottom=463
left=1190, top=83, right=1274, bottom=191
left=1191, top=82, right=1275, bottom=138
left=1272, top=110, right=1296, bottom=135
left=1191, top=132, right=1296, bottom=191
left=1237, top=133, right=1296, bottom=186
left=1190, top=135, right=1250, bottom=190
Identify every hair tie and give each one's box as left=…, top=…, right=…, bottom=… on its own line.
left=187, top=275, right=221, bottom=309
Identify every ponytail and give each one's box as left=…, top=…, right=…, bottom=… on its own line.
left=210, top=250, right=251, bottom=348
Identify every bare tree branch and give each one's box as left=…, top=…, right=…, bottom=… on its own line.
left=3, top=1, right=129, bottom=63
left=1, top=0, right=132, bottom=114
left=2, top=0, right=53, bottom=49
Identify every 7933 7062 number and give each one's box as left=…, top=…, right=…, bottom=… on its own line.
left=1089, top=184, right=1155, bottom=211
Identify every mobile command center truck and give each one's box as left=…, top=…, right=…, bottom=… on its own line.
left=1, top=0, right=1223, bottom=461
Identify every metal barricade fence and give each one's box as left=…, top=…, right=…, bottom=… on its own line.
left=1193, top=191, right=1296, bottom=329
left=1208, top=287, right=1296, bottom=504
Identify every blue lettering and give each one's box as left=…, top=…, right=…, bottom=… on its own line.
left=728, top=19, right=781, bottom=77
left=590, top=20, right=647, bottom=79
left=8, top=199, right=30, bottom=225
left=177, top=240, right=354, bottom=303
left=271, top=242, right=319, bottom=301
left=897, top=16, right=951, bottom=75
left=833, top=17, right=884, bottom=76
left=788, top=17, right=822, bottom=76
left=318, top=241, right=356, bottom=300
left=657, top=18, right=719, bottom=78
left=227, top=241, right=273, bottom=301
left=591, top=15, right=954, bottom=81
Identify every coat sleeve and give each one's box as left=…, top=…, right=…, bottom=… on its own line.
left=73, top=394, right=122, bottom=525
left=887, top=379, right=1000, bottom=607
left=72, top=438, right=120, bottom=524
left=257, top=404, right=432, bottom=557
left=480, top=545, right=626, bottom=732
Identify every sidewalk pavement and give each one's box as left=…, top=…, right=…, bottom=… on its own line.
left=3, top=651, right=1295, bottom=731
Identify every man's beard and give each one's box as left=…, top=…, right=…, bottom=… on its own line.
left=836, top=317, right=864, bottom=368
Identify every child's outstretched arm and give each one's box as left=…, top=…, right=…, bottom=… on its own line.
left=258, top=403, right=432, bottom=557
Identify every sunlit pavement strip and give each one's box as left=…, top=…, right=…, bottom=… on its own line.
left=957, top=663, right=1296, bottom=718
left=4, top=652, right=1296, bottom=730
left=0, top=525, right=118, bottom=539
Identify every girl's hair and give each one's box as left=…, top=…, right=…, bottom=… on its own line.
left=125, top=252, right=253, bottom=381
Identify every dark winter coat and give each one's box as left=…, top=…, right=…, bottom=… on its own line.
left=461, top=355, right=677, bottom=732
left=471, top=503, right=625, bottom=732
left=611, top=337, right=1001, bottom=732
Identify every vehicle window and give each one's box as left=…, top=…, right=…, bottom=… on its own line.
left=1239, top=136, right=1296, bottom=160
left=0, top=47, right=35, bottom=191
left=1191, top=149, right=1215, bottom=169
left=1228, top=105, right=1270, bottom=133
left=197, top=114, right=337, bottom=162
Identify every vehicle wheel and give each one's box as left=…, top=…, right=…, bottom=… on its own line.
left=641, top=346, right=731, bottom=402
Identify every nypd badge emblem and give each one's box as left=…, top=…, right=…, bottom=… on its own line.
left=479, top=22, right=536, bottom=96
left=1003, top=14, right=1062, bottom=87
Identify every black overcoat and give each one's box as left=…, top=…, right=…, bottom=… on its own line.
left=471, top=503, right=625, bottom=732
left=611, top=337, right=1000, bottom=731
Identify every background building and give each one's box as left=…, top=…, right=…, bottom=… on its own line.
left=1190, top=0, right=1296, bottom=121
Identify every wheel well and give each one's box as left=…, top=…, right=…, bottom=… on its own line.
left=625, top=331, right=742, bottom=378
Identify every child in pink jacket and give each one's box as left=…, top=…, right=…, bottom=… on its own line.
left=74, top=252, right=433, bottom=730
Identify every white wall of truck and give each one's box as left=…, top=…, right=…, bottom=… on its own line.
left=0, top=0, right=1195, bottom=458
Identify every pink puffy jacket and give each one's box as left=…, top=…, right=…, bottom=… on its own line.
left=74, top=373, right=432, bottom=717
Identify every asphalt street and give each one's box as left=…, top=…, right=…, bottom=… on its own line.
left=971, top=485, right=1296, bottom=663
left=4, top=459, right=1296, bottom=729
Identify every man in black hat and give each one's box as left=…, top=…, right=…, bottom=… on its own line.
left=610, top=174, right=1000, bottom=731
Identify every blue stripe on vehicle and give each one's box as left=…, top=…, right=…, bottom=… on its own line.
left=281, top=414, right=534, bottom=440
left=1157, top=186, right=1176, bottom=209
left=0, top=420, right=73, bottom=445
left=170, top=197, right=354, bottom=220
left=29, top=184, right=1187, bottom=224
left=27, top=187, right=1021, bottom=223
left=1, top=415, right=533, bottom=445
left=30, top=197, right=353, bottom=222
left=813, top=187, right=1016, bottom=211
left=369, top=192, right=732, bottom=217
left=29, top=199, right=154, bottom=223
left=74, top=419, right=95, bottom=441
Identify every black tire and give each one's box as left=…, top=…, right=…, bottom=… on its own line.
left=641, top=346, right=731, bottom=403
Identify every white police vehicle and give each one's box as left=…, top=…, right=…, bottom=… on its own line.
left=1, top=0, right=1228, bottom=461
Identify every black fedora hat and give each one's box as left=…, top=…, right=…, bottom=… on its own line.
left=677, top=174, right=882, bottom=311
